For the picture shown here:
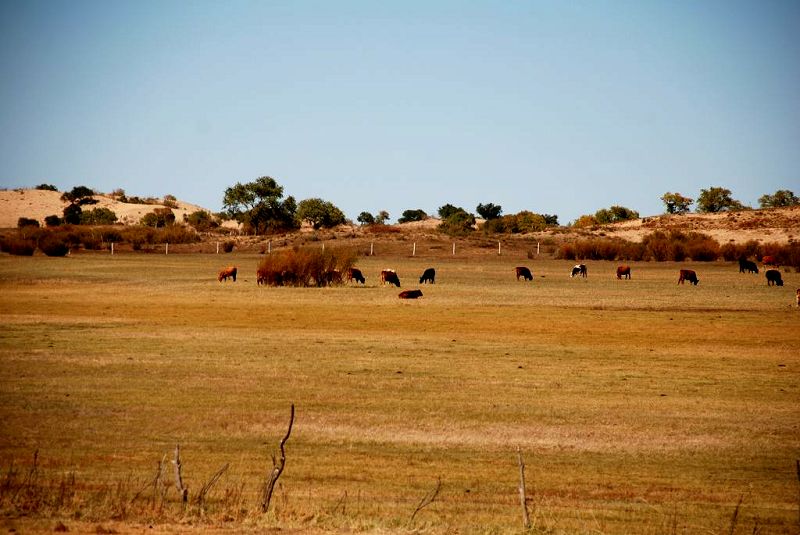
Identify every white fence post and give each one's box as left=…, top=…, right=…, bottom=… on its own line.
left=370, top=242, right=374, bottom=256
left=537, top=241, right=540, bottom=255
left=166, top=243, right=169, bottom=255
left=216, top=242, right=219, bottom=254
left=413, top=242, right=416, bottom=256
left=498, top=241, right=501, bottom=256
left=452, top=243, right=456, bottom=255
left=111, top=242, right=114, bottom=255
left=268, top=240, right=271, bottom=254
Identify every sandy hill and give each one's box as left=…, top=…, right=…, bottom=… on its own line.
left=0, top=189, right=209, bottom=227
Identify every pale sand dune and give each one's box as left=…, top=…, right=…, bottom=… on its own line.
left=0, top=189, right=210, bottom=228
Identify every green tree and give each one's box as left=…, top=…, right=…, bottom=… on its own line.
left=223, top=176, right=297, bottom=234
left=758, top=189, right=799, bottom=208
left=296, top=198, right=346, bottom=229
left=438, top=210, right=476, bottom=235
left=35, top=184, right=58, bottom=191
left=476, top=203, right=503, bottom=220
left=357, top=211, right=376, bottom=225
left=186, top=210, right=218, bottom=231
left=595, top=205, right=639, bottom=224
left=141, top=208, right=175, bottom=228
left=661, top=192, right=694, bottom=214
left=572, top=214, right=598, bottom=228
left=398, top=209, right=428, bottom=223
left=376, top=210, right=390, bottom=224
left=541, top=213, right=559, bottom=226
left=61, top=186, right=98, bottom=224
left=696, top=187, right=744, bottom=213
left=438, top=204, right=467, bottom=220
left=80, top=207, right=118, bottom=225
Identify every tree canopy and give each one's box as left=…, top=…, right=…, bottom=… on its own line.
left=696, top=187, right=744, bottom=213
left=398, top=209, right=428, bottom=223
left=222, top=176, right=297, bottom=234
left=660, top=192, right=694, bottom=214
left=476, top=202, right=503, bottom=220
left=758, top=189, right=799, bottom=208
left=594, top=205, right=639, bottom=224
left=296, top=198, right=346, bottom=229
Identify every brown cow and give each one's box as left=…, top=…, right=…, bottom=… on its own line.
left=381, top=269, right=401, bottom=287
left=762, top=255, right=779, bottom=267
left=398, top=289, right=423, bottom=299
left=218, top=266, right=237, bottom=282
left=616, top=265, right=631, bottom=279
left=515, top=266, right=533, bottom=281
left=765, top=269, right=784, bottom=287
left=678, top=269, right=699, bottom=285
left=347, top=267, right=365, bottom=284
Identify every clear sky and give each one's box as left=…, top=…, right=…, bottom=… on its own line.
left=1, top=0, right=798, bottom=224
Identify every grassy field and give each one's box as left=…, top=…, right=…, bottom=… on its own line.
left=0, top=250, right=798, bottom=534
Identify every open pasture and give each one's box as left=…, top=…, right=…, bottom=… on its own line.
left=0, top=252, right=798, bottom=533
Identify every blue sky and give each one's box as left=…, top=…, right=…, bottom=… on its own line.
left=1, top=0, right=798, bottom=224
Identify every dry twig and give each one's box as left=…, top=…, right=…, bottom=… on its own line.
left=260, top=404, right=295, bottom=513
left=410, top=477, right=442, bottom=524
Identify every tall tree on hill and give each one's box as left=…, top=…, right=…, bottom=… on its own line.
left=758, top=189, right=799, bottom=208
left=60, top=186, right=98, bottom=224
left=696, top=187, right=745, bottom=213
left=595, top=205, right=639, bottom=224
left=296, top=198, right=346, bottom=229
left=223, top=176, right=297, bottom=234
left=660, top=192, right=694, bottom=214
left=476, top=202, right=503, bottom=220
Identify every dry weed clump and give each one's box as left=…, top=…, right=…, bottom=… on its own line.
left=257, top=246, right=357, bottom=287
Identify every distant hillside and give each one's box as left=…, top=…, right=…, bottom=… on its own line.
left=2, top=188, right=798, bottom=245
left=0, top=189, right=211, bottom=228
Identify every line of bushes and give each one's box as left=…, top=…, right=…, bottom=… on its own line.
left=1, top=225, right=201, bottom=256
left=555, top=230, right=800, bottom=267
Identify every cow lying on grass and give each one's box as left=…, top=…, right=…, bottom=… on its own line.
left=398, top=289, right=423, bottom=299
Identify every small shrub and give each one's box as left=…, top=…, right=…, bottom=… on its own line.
left=1, top=236, right=35, bottom=256
left=39, top=234, right=70, bottom=257
left=44, top=215, right=63, bottom=227
left=223, top=241, right=235, bottom=253
left=17, top=217, right=40, bottom=229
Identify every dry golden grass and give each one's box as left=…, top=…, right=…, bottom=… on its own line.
left=0, top=251, right=798, bottom=534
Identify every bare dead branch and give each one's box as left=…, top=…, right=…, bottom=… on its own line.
left=260, top=403, right=295, bottom=513
left=410, top=477, right=442, bottom=524
left=173, top=444, right=188, bottom=505
left=195, top=463, right=229, bottom=507
left=729, top=494, right=744, bottom=535
left=517, top=447, right=531, bottom=529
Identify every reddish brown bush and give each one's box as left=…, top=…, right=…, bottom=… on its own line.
left=257, top=247, right=357, bottom=287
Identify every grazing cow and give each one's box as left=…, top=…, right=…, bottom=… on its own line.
left=571, top=264, right=587, bottom=278
left=398, top=289, right=423, bottom=299
left=738, top=258, right=758, bottom=274
left=347, top=267, right=365, bottom=284
left=765, top=269, right=784, bottom=287
left=419, top=267, right=436, bottom=284
left=515, top=266, right=533, bottom=281
left=322, top=269, right=342, bottom=285
left=218, top=266, right=237, bottom=282
left=762, top=255, right=779, bottom=267
left=381, top=269, right=401, bottom=287
left=678, top=269, right=699, bottom=285
left=616, top=265, right=631, bottom=279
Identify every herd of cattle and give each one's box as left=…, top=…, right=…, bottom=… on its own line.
left=218, top=257, right=798, bottom=304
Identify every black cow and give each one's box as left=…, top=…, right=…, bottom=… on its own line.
left=678, top=269, right=699, bottom=285
left=571, top=264, right=587, bottom=278
left=515, top=266, right=533, bottom=281
left=419, top=267, right=436, bottom=284
left=738, top=258, right=758, bottom=274
left=347, top=267, right=365, bottom=284
left=398, top=289, right=423, bottom=299
left=766, top=269, right=784, bottom=286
